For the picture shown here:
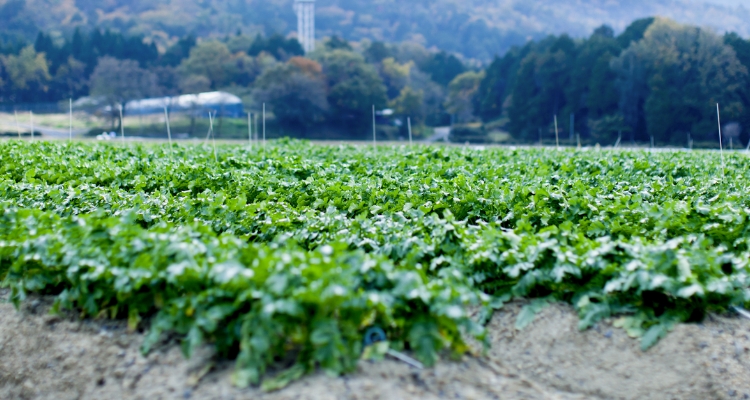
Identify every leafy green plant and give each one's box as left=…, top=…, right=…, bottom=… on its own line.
left=1, top=140, right=750, bottom=386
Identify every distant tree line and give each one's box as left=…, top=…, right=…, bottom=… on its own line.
left=0, top=28, right=157, bottom=103
left=0, top=0, right=549, bottom=62
left=474, top=18, right=750, bottom=146
left=245, top=35, right=471, bottom=137
left=4, top=17, right=750, bottom=144
left=0, top=28, right=469, bottom=139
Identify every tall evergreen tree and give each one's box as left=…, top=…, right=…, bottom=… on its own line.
left=422, top=51, right=465, bottom=86
left=474, top=52, right=519, bottom=122
left=617, top=18, right=656, bottom=49
left=724, top=32, right=750, bottom=145
left=508, top=55, right=540, bottom=139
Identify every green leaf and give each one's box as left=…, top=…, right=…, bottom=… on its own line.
left=515, top=298, right=551, bottom=331
left=232, top=367, right=259, bottom=389
left=261, top=364, right=306, bottom=392
left=361, top=341, right=390, bottom=361
left=641, top=322, right=671, bottom=351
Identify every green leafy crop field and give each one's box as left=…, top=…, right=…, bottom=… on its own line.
left=1, top=141, right=749, bottom=389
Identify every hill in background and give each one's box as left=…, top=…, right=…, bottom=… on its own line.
left=2, top=0, right=750, bottom=61
left=0, top=0, right=750, bottom=61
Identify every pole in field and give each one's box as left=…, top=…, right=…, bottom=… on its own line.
left=262, top=103, right=266, bottom=149
left=204, top=114, right=212, bottom=145
left=209, top=111, right=218, bottom=163
left=372, top=105, right=376, bottom=148
left=717, top=103, right=725, bottom=180
left=615, top=131, right=622, bottom=148
left=164, top=106, right=174, bottom=158
left=69, top=99, right=73, bottom=142
left=248, top=112, right=253, bottom=148
left=14, top=111, right=20, bottom=139
left=407, top=117, right=413, bottom=146
left=119, top=104, right=125, bottom=143
left=30, top=111, right=34, bottom=141
left=554, top=115, right=559, bottom=149
left=569, top=113, right=574, bottom=142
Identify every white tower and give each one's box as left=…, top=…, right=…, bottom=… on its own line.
left=294, top=0, right=316, bottom=53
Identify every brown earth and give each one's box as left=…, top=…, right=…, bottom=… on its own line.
left=1, top=289, right=749, bottom=400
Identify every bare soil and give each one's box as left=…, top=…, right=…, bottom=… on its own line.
left=2, top=290, right=749, bottom=400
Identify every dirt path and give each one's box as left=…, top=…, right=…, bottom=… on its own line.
left=1, top=290, right=749, bottom=400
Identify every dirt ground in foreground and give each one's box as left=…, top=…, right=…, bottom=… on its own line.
left=1, top=289, right=749, bottom=400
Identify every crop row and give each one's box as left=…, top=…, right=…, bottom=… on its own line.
left=1, top=141, right=749, bottom=386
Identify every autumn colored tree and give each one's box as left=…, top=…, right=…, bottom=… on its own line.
left=445, top=71, right=484, bottom=123
left=0, top=46, right=51, bottom=103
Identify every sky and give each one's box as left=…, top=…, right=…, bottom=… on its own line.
left=703, top=0, right=744, bottom=5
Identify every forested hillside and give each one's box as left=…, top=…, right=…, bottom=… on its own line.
left=474, top=18, right=750, bottom=147
left=1, top=0, right=750, bottom=61
left=4, top=17, right=750, bottom=146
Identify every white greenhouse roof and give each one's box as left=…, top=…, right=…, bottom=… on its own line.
left=88, top=91, right=244, bottom=114
left=126, top=91, right=243, bottom=110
